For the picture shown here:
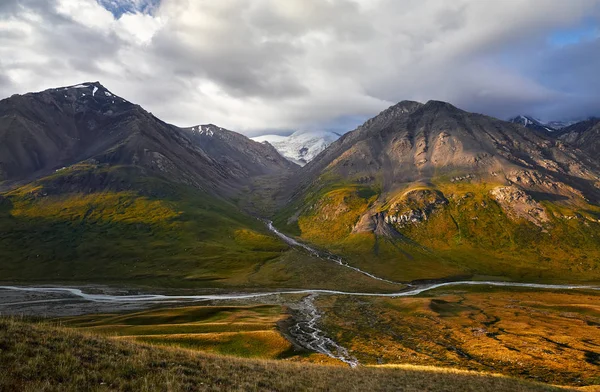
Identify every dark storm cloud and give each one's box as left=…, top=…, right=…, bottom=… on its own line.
left=0, top=0, right=599, bottom=134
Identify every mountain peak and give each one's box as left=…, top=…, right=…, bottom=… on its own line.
left=187, top=124, right=226, bottom=137
left=423, top=100, right=461, bottom=112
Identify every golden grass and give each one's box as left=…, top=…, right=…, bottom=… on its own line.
left=9, top=191, right=181, bottom=225
left=0, top=317, right=569, bottom=391
left=318, top=288, right=600, bottom=387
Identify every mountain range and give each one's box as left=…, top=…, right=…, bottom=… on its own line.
left=508, top=115, right=581, bottom=132
left=1, top=83, right=600, bottom=287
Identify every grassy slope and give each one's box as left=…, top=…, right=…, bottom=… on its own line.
left=0, top=164, right=285, bottom=288
left=0, top=318, right=567, bottom=392
left=58, top=305, right=300, bottom=360
left=276, top=177, right=600, bottom=283
left=0, top=164, right=401, bottom=292
left=317, top=287, right=600, bottom=387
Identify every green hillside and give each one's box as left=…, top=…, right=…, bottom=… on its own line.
left=276, top=177, right=600, bottom=284
left=0, top=164, right=400, bottom=291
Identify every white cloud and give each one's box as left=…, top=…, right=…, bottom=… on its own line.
left=0, top=0, right=599, bottom=135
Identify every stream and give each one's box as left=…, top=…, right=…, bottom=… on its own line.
left=266, top=221, right=399, bottom=285
left=1, top=282, right=598, bottom=366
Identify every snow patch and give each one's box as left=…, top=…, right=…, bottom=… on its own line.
left=252, top=130, right=341, bottom=166
left=190, top=125, right=216, bottom=137
left=92, top=86, right=98, bottom=96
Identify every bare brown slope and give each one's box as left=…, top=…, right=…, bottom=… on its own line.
left=558, top=118, right=600, bottom=162
left=293, top=100, right=600, bottom=204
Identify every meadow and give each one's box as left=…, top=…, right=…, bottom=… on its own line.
left=0, top=317, right=570, bottom=392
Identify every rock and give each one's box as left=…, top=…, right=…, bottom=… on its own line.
left=383, top=189, right=448, bottom=229
left=489, top=186, right=550, bottom=227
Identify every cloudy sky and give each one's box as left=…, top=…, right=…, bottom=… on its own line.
left=1, top=0, right=599, bottom=136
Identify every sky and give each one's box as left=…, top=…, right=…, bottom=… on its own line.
left=0, top=0, right=599, bottom=136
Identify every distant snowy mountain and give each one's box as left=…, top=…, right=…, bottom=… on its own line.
left=252, top=130, right=341, bottom=166
left=509, top=115, right=582, bottom=132
left=545, top=120, right=581, bottom=129
left=509, top=115, right=556, bottom=133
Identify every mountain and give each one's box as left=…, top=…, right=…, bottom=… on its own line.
left=556, top=117, right=600, bottom=160
left=275, top=100, right=600, bottom=283
left=0, top=82, right=316, bottom=288
left=508, top=115, right=583, bottom=133
left=3, top=84, right=600, bottom=287
left=508, top=115, right=556, bottom=133
left=545, top=119, right=581, bottom=129
left=252, top=130, right=341, bottom=166
left=0, top=82, right=294, bottom=195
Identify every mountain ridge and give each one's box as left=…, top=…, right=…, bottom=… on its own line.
left=2, top=83, right=600, bottom=286
left=275, top=98, right=600, bottom=283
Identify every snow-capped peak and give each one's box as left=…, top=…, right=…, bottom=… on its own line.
left=509, top=115, right=556, bottom=132
left=509, top=115, right=583, bottom=132
left=252, top=130, right=341, bottom=166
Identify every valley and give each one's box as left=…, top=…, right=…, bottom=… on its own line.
left=1, top=83, right=600, bottom=391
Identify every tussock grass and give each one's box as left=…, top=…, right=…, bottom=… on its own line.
left=318, top=289, right=600, bottom=387
left=0, top=318, right=568, bottom=392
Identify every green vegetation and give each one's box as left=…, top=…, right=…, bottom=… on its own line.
left=279, top=178, right=600, bottom=283
left=59, top=305, right=297, bottom=360
left=0, top=165, right=289, bottom=288
left=0, top=165, right=400, bottom=291
left=0, top=317, right=568, bottom=391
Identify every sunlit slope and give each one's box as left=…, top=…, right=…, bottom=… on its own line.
left=276, top=179, right=600, bottom=283
left=0, top=318, right=567, bottom=392
left=277, top=100, right=600, bottom=283
left=59, top=305, right=300, bottom=360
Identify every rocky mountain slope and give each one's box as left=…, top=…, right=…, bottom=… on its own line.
left=556, top=117, right=600, bottom=161
left=0, top=82, right=294, bottom=196
left=252, top=130, right=341, bottom=166
left=275, top=100, right=600, bottom=283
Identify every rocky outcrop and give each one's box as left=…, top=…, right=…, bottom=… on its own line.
left=384, top=189, right=448, bottom=228
left=352, top=189, right=449, bottom=235
left=489, top=186, right=549, bottom=227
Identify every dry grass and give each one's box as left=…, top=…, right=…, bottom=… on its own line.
left=0, top=318, right=569, bottom=392
left=317, top=287, right=600, bottom=387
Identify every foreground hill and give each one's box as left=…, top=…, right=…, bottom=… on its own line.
left=0, top=318, right=566, bottom=392
left=276, top=100, right=600, bottom=283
